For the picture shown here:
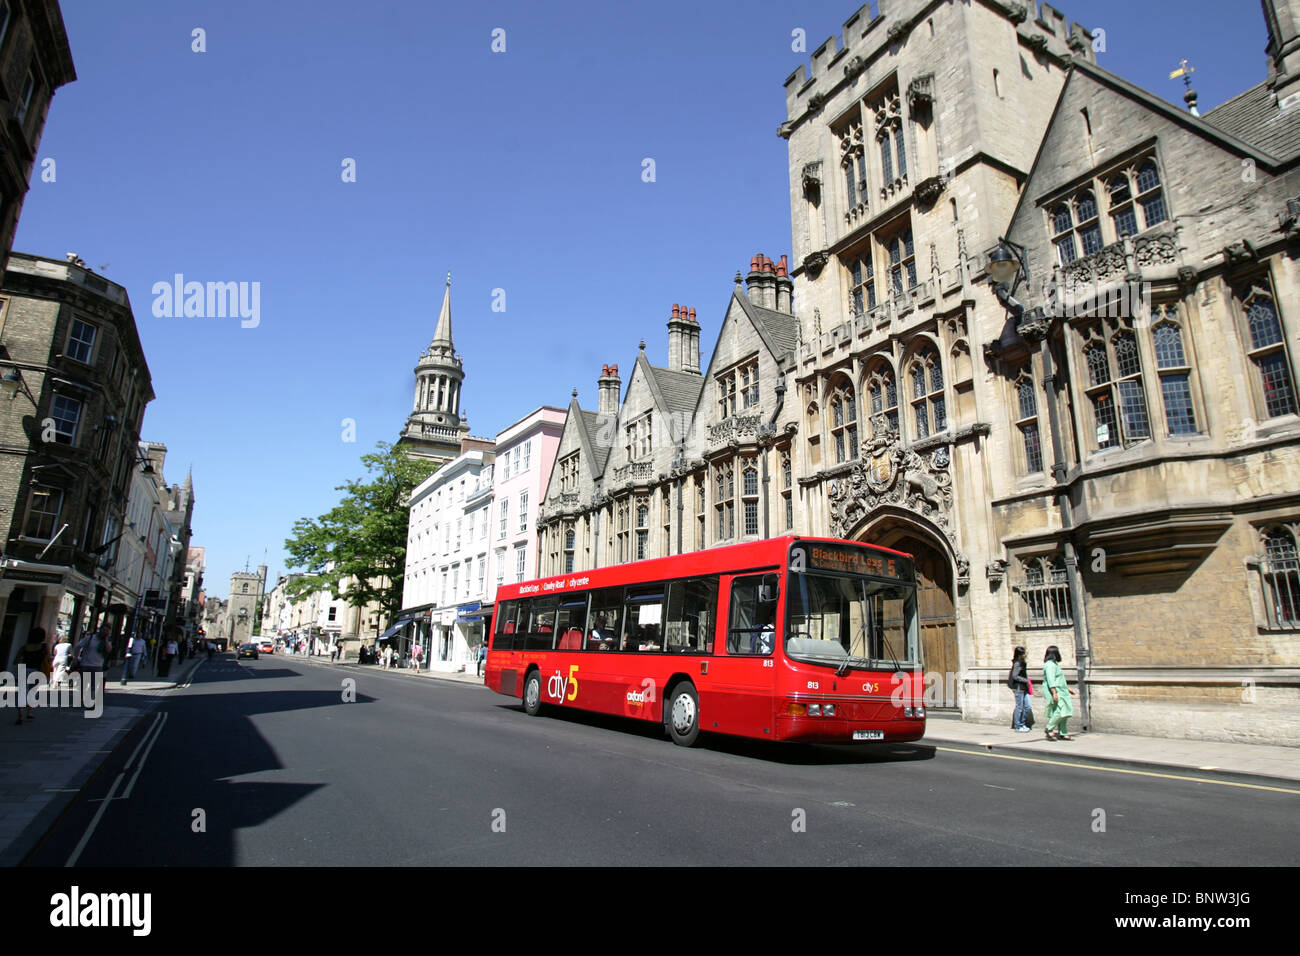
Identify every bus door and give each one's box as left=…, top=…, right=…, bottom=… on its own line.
left=706, top=572, right=779, bottom=736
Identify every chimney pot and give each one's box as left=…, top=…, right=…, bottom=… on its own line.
left=750, top=255, right=760, bottom=272
left=672, top=303, right=680, bottom=318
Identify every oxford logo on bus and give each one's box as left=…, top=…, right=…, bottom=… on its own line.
left=548, top=665, right=579, bottom=703
left=626, top=678, right=656, bottom=706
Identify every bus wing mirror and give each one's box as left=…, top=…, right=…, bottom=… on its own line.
left=759, top=573, right=779, bottom=604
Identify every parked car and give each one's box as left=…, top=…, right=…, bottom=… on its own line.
left=238, top=642, right=259, bottom=660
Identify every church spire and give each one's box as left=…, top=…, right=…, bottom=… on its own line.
left=431, top=272, right=453, bottom=350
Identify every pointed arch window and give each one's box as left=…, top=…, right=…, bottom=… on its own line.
left=636, top=500, right=649, bottom=560
left=564, top=526, right=576, bottom=573
left=1081, top=326, right=1150, bottom=450
left=908, top=346, right=945, bottom=440
left=742, top=461, right=759, bottom=536
left=780, top=449, right=793, bottom=531
left=1015, top=368, right=1043, bottom=474
left=829, top=379, right=859, bottom=464
left=1241, top=289, right=1297, bottom=419
left=866, top=364, right=899, bottom=436
left=1151, top=306, right=1199, bottom=435
left=850, top=248, right=876, bottom=314
left=714, top=462, right=734, bottom=540
left=1052, top=204, right=1077, bottom=265
left=1261, top=526, right=1300, bottom=629
left=1017, top=555, right=1073, bottom=627
left=888, top=228, right=917, bottom=294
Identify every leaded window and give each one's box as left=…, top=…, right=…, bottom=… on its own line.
left=850, top=249, right=876, bottom=314
left=1015, top=370, right=1043, bottom=474
left=1082, top=327, right=1150, bottom=450
left=714, top=463, right=734, bottom=540
left=888, top=228, right=917, bottom=294
left=866, top=364, right=899, bottom=436
left=1261, top=527, right=1300, bottom=629
left=908, top=346, right=945, bottom=440
left=1018, top=555, right=1073, bottom=627
left=1151, top=309, right=1198, bottom=435
left=829, top=379, right=859, bottom=464
left=742, top=462, right=759, bottom=537
left=1241, top=290, right=1297, bottom=419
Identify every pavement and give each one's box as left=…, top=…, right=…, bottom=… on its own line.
left=1, top=651, right=1296, bottom=866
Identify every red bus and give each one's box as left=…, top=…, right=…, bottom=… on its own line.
left=485, top=535, right=925, bottom=746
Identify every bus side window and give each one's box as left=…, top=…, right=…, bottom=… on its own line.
left=665, top=577, right=718, bottom=654
left=494, top=600, right=517, bottom=651
left=623, top=585, right=665, bottom=652
left=527, top=597, right=558, bottom=651
left=588, top=587, right=624, bottom=651
left=727, top=575, right=777, bottom=656
left=555, top=596, right=588, bottom=651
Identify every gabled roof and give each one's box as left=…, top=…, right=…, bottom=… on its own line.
left=576, top=407, right=612, bottom=476
left=642, top=358, right=704, bottom=420
left=1203, top=82, right=1300, bottom=161
left=1003, top=57, right=1288, bottom=236
left=732, top=291, right=800, bottom=363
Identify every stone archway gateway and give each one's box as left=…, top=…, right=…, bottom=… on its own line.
left=856, top=522, right=959, bottom=710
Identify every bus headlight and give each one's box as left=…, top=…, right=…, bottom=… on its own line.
left=822, top=704, right=835, bottom=716
left=903, top=705, right=913, bottom=717
left=808, top=704, right=821, bottom=716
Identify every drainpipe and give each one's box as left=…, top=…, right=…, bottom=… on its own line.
left=760, top=371, right=788, bottom=540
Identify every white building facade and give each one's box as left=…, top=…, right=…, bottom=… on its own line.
left=403, top=448, right=495, bottom=671
left=488, top=407, right=566, bottom=599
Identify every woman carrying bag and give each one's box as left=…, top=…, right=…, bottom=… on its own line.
left=1007, top=646, right=1032, bottom=732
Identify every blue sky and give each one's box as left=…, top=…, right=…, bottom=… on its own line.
left=13, top=0, right=1269, bottom=597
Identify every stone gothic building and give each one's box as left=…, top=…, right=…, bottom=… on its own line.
left=398, top=276, right=470, bottom=463
left=537, top=0, right=1300, bottom=745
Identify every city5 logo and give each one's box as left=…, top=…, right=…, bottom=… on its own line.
left=548, top=666, right=578, bottom=702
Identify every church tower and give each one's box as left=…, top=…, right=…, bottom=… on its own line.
left=398, top=274, right=470, bottom=463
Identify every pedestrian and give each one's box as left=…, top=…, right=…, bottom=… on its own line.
left=159, top=634, right=178, bottom=678
left=51, top=634, right=73, bottom=688
left=1007, top=645, right=1031, bottom=732
left=13, top=627, right=48, bottom=723
left=477, top=642, right=487, bottom=677
left=129, top=634, right=147, bottom=678
left=1041, top=644, right=1075, bottom=740
left=384, top=644, right=393, bottom=670
left=330, top=643, right=339, bottom=663
left=74, top=625, right=109, bottom=711
left=411, top=643, right=422, bottom=671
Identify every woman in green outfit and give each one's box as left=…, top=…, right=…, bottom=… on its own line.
left=1042, top=645, right=1075, bottom=740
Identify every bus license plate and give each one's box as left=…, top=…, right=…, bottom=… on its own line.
left=853, top=730, right=884, bottom=741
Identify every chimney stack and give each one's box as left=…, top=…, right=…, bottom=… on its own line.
left=746, top=253, right=781, bottom=310
left=667, top=303, right=701, bottom=374
left=775, top=255, right=793, bottom=314
left=597, top=363, right=621, bottom=415
left=1265, top=0, right=1300, bottom=106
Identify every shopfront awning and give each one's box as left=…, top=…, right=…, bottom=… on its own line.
left=377, top=618, right=413, bottom=642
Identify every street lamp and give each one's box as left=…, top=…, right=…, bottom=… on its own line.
left=0, top=365, right=36, bottom=404
left=987, top=236, right=1092, bottom=730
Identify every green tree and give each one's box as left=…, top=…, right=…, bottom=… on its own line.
left=284, top=442, right=437, bottom=625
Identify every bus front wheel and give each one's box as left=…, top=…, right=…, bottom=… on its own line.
left=523, top=670, right=543, bottom=716
left=666, top=682, right=700, bottom=747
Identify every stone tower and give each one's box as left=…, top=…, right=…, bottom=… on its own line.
left=398, top=274, right=470, bottom=463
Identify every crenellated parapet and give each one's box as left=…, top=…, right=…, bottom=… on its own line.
left=781, top=0, right=1096, bottom=135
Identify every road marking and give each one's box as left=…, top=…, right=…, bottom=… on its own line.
left=984, top=784, right=1015, bottom=791
left=124, top=712, right=164, bottom=770
left=936, top=746, right=1300, bottom=795
left=121, top=711, right=167, bottom=798
left=67, top=771, right=124, bottom=867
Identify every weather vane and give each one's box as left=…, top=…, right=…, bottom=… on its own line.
left=1170, top=59, right=1199, bottom=116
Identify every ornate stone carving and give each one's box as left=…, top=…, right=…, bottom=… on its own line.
left=1006, top=2, right=1029, bottom=24
left=1133, top=232, right=1178, bottom=268
left=807, top=90, right=829, bottom=113
left=708, top=415, right=763, bottom=445
left=1177, top=265, right=1197, bottom=285
left=1067, top=33, right=1087, bottom=54
left=914, top=174, right=945, bottom=206
left=1279, top=197, right=1300, bottom=241
left=801, top=161, right=822, bottom=200
left=803, top=250, right=830, bottom=278
left=777, top=120, right=796, bottom=140
left=826, top=416, right=955, bottom=538
left=1027, top=34, right=1048, bottom=54
left=1224, top=239, right=1257, bottom=265
left=986, top=558, right=1009, bottom=583
left=907, top=73, right=934, bottom=111
left=1062, top=240, right=1126, bottom=287
left=887, top=21, right=909, bottom=44
left=843, top=55, right=866, bottom=80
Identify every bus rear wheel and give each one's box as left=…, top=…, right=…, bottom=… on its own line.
left=665, top=682, right=700, bottom=747
left=523, top=670, right=543, bottom=716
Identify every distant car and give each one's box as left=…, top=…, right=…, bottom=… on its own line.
left=238, top=643, right=259, bottom=659
left=259, top=640, right=274, bottom=654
